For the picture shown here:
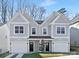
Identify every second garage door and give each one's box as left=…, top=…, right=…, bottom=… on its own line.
left=53, top=41, right=69, bottom=52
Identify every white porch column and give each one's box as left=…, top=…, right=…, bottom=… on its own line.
left=39, top=40, right=41, bottom=44
left=39, top=40, right=41, bottom=52
left=26, top=40, right=29, bottom=53
left=52, top=40, right=54, bottom=52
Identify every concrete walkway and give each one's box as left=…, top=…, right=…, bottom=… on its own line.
left=47, top=55, right=79, bottom=59
left=5, top=54, right=15, bottom=58
left=62, top=55, right=79, bottom=58
left=15, top=54, right=24, bottom=58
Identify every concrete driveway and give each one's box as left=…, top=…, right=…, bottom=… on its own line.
left=46, top=55, right=79, bottom=59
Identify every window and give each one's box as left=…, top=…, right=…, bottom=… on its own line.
left=61, top=27, right=65, bottom=34
left=32, top=28, right=36, bottom=34
left=15, top=26, right=24, bottom=34
left=20, top=26, right=23, bottom=33
left=15, top=26, right=19, bottom=33
left=57, top=27, right=65, bottom=34
left=57, top=27, right=60, bottom=34
left=43, top=28, right=47, bottom=35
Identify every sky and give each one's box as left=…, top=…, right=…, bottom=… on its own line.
left=29, top=0, right=79, bottom=20
left=13, top=0, right=79, bottom=20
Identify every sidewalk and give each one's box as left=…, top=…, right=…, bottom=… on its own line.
left=15, top=54, right=24, bottom=58
left=62, top=55, right=79, bottom=58
left=47, top=55, right=79, bottom=59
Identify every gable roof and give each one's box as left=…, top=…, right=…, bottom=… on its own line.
left=70, top=15, right=79, bottom=25
left=40, top=11, right=59, bottom=26
left=7, top=11, right=70, bottom=26
left=8, top=11, right=39, bottom=26
left=8, top=11, right=29, bottom=24
left=50, top=13, right=70, bottom=24
left=21, top=11, right=38, bottom=25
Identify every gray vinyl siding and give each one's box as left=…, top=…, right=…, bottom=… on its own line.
left=29, top=24, right=38, bottom=36
left=28, top=23, right=51, bottom=36
left=11, top=14, right=27, bottom=23
left=39, top=26, right=51, bottom=36
left=52, top=24, right=69, bottom=37
left=48, top=25, right=51, bottom=36
left=54, top=15, right=70, bottom=23
left=9, top=11, right=70, bottom=38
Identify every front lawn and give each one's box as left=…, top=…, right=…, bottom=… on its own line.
left=0, top=51, right=10, bottom=58
left=22, top=52, right=66, bottom=58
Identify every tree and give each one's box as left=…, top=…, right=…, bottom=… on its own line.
left=16, top=0, right=21, bottom=11
left=0, top=0, right=46, bottom=23
left=39, top=7, right=46, bottom=20
left=0, top=0, right=8, bottom=23
left=28, top=4, right=46, bottom=20
left=74, top=13, right=79, bottom=17
left=16, top=0, right=28, bottom=11
left=57, top=8, right=67, bottom=14
left=29, top=4, right=37, bottom=19
left=8, top=0, right=14, bottom=20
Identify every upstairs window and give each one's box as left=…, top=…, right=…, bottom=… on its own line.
left=61, top=27, right=65, bottom=34
left=43, top=28, right=47, bottom=35
left=15, top=26, right=19, bottom=33
left=32, top=28, right=36, bottom=35
left=20, top=26, right=23, bottom=33
left=57, top=27, right=65, bottom=34
left=15, top=26, right=24, bottom=34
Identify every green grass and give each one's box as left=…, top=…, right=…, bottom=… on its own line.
left=0, top=51, right=10, bottom=58
left=22, top=52, right=66, bottom=58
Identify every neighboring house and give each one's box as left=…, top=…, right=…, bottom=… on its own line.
left=0, top=24, right=9, bottom=53
left=70, top=16, right=79, bottom=46
left=0, top=11, right=70, bottom=53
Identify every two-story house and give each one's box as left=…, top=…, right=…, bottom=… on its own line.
left=7, top=11, right=70, bottom=53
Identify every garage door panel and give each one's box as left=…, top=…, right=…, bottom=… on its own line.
left=11, top=41, right=28, bottom=53
left=54, top=41, right=68, bottom=52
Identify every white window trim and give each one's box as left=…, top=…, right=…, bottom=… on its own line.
left=42, top=27, right=48, bottom=36
left=31, top=27, right=37, bottom=36
left=56, top=26, right=66, bottom=35
left=14, top=24, right=25, bottom=35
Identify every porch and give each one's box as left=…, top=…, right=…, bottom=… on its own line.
left=28, top=40, right=52, bottom=52
left=28, top=36, right=53, bottom=52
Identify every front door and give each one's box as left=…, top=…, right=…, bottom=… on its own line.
left=29, top=42, right=34, bottom=52
left=39, top=41, right=49, bottom=52
left=45, top=42, right=49, bottom=51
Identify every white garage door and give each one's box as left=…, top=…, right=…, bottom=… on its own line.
left=11, top=41, right=28, bottom=53
left=54, top=41, right=69, bottom=52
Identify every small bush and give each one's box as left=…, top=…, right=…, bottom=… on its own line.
left=0, top=51, right=10, bottom=58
